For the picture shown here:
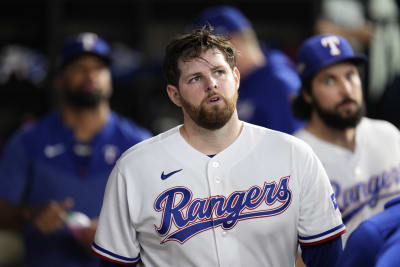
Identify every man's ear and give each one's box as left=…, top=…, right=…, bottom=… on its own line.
left=53, top=73, right=63, bottom=91
left=302, top=88, right=312, bottom=104
left=233, top=66, right=240, bottom=90
left=166, top=85, right=182, bottom=107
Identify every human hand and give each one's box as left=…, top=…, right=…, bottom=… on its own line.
left=32, top=198, right=74, bottom=234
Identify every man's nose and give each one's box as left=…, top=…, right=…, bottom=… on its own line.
left=339, top=79, right=353, bottom=96
left=206, top=76, right=218, bottom=91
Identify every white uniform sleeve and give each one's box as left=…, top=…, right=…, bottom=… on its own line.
left=92, top=165, right=140, bottom=264
left=296, top=143, right=346, bottom=245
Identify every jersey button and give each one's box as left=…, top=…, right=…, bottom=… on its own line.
left=222, top=231, right=227, bottom=237
left=215, top=177, right=221, bottom=183
left=212, top=162, right=219, bottom=168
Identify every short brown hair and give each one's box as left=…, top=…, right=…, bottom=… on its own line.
left=163, top=27, right=238, bottom=87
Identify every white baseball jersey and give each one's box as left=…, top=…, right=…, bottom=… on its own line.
left=295, top=118, right=400, bottom=244
left=92, top=122, right=344, bottom=267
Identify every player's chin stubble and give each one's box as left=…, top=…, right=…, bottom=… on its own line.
left=180, top=90, right=238, bottom=130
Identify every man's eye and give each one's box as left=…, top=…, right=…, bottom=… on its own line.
left=325, top=77, right=335, bottom=85
left=215, top=70, right=225, bottom=75
left=189, top=76, right=200, bottom=83
left=346, top=71, right=354, bottom=80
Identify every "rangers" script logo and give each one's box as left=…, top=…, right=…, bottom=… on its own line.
left=154, top=176, right=292, bottom=243
left=331, top=166, right=400, bottom=223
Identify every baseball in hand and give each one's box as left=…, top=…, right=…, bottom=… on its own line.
left=65, top=211, right=91, bottom=230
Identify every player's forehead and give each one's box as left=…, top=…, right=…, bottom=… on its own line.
left=314, top=61, right=358, bottom=80
left=178, top=48, right=230, bottom=76
left=64, top=54, right=108, bottom=71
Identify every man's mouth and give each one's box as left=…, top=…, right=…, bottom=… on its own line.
left=337, top=99, right=357, bottom=108
left=208, top=96, right=220, bottom=103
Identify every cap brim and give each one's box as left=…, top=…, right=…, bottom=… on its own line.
left=303, top=54, right=367, bottom=81
left=61, top=52, right=111, bottom=69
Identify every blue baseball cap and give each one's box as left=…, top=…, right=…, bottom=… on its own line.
left=61, top=32, right=111, bottom=67
left=190, top=6, right=251, bottom=35
left=296, top=34, right=367, bottom=81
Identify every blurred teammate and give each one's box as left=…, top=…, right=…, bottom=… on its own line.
left=92, top=28, right=344, bottom=267
left=190, top=5, right=304, bottom=134
left=338, top=196, right=400, bottom=266
left=0, top=32, right=152, bottom=267
left=292, top=34, right=400, bottom=244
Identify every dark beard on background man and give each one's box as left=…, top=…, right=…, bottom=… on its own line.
left=313, top=98, right=365, bottom=130
left=61, top=87, right=106, bottom=109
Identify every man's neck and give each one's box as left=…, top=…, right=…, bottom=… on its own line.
left=62, top=103, right=110, bottom=142
left=180, top=112, right=243, bottom=155
left=236, top=46, right=266, bottom=79
left=305, top=116, right=357, bottom=152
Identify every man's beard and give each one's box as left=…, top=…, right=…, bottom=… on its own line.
left=313, top=97, right=364, bottom=130
left=61, top=86, right=108, bottom=109
left=180, top=90, right=238, bottom=130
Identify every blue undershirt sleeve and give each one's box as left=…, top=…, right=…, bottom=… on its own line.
left=300, top=236, right=343, bottom=267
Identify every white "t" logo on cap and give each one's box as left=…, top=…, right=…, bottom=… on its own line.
left=321, top=36, right=341, bottom=56
left=80, top=33, right=98, bottom=51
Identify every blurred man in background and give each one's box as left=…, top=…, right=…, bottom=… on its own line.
left=191, top=5, right=304, bottom=134
left=292, top=34, right=400, bottom=245
left=0, top=32, right=151, bottom=267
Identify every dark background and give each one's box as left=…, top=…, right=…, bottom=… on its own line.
left=0, top=0, right=318, bottom=151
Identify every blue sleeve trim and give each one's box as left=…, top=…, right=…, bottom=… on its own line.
left=92, top=242, right=140, bottom=263
left=299, top=224, right=345, bottom=241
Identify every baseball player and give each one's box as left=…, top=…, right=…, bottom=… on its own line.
left=92, top=28, right=345, bottom=267
left=292, top=34, right=400, bottom=244
left=0, top=33, right=152, bottom=267
left=338, top=196, right=400, bottom=266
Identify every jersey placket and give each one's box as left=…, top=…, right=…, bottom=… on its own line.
left=206, top=158, right=240, bottom=267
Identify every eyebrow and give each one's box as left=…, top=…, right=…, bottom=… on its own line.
left=322, top=73, right=336, bottom=78
left=183, top=72, right=202, bottom=81
left=183, top=65, right=226, bottom=80
left=321, top=68, right=356, bottom=79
